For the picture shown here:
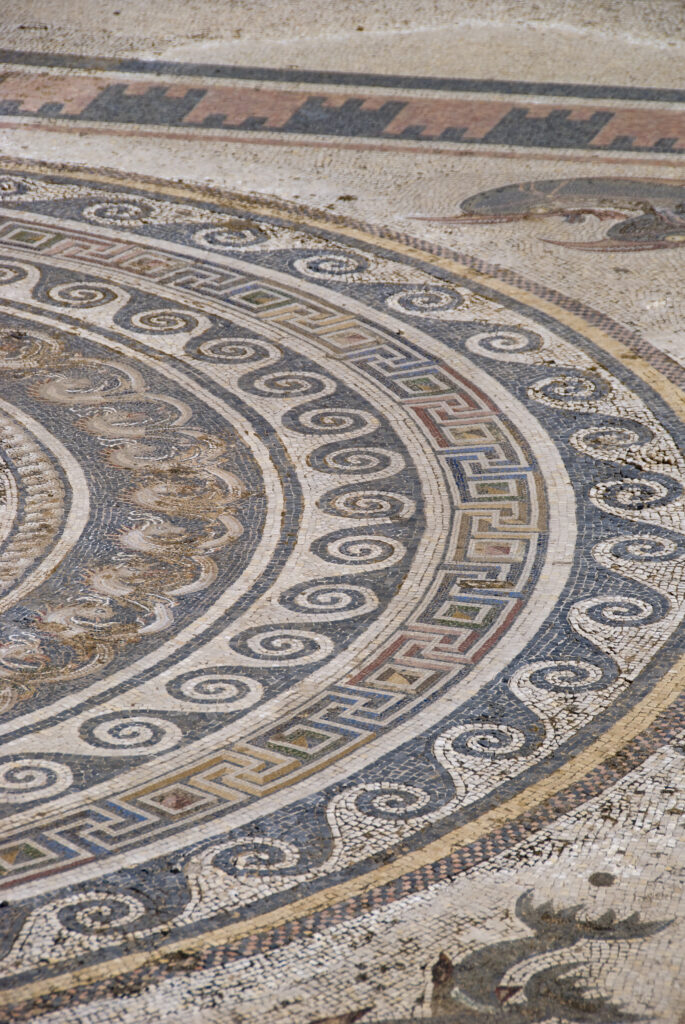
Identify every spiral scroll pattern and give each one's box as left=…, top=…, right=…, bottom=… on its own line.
left=83, top=200, right=157, bottom=226
left=511, top=659, right=609, bottom=692
left=352, top=783, right=432, bottom=820
left=529, top=372, right=610, bottom=410
left=56, top=892, right=147, bottom=935
left=293, top=253, right=368, bottom=279
left=313, top=532, right=406, bottom=567
left=0, top=262, right=30, bottom=286
left=79, top=713, right=182, bottom=753
left=386, top=287, right=464, bottom=316
left=193, top=224, right=267, bottom=249
left=193, top=336, right=280, bottom=364
left=466, top=327, right=545, bottom=361
left=47, top=281, right=118, bottom=308
left=128, top=308, right=200, bottom=333
left=279, top=581, right=378, bottom=618
left=441, top=723, right=527, bottom=758
left=0, top=758, right=73, bottom=804
left=212, top=837, right=301, bottom=876
left=166, top=670, right=262, bottom=711
left=230, top=626, right=334, bottom=664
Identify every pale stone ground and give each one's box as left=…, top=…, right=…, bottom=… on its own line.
left=0, top=5, right=683, bottom=1023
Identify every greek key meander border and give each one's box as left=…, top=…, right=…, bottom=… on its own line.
left=0, top=217, right=549, bottom=883
left=0, top=158, right=683, bottom=1016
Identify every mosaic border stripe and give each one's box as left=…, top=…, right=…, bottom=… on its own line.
left=0, top=50, right=683, bottom=154
left=1, top=48, right=684, bottom=103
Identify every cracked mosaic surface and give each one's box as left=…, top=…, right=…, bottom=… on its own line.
left=0, top=152, right=681, bottom=1024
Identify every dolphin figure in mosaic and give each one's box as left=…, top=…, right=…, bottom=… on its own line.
left=417, top=177, right=685, bottom=250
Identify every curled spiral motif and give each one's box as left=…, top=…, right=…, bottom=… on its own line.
left=353, top=783, right=432, bottom=819
left=528, top=373, right=609, bottom=410
left=320, top=488, right=416, bottom=521
left=248, top=371, right=335, bottom=399
left=441, top=723, right=527, bottom=758
left=79, top=713, right=182, bottom=753
left=571, top=424, right=652, bottom=462
left=166, top=669, right=262, bottom=710
left=56, top=892, right=147, bottom=934
left=308, top=445, right=403, bottom=476
left=192, top=336, right=280, bottom=364
left=193, top=225, right=267, bottom=250
left=465, top=328, right=544, bottom=361
left=511, top=659, right=607, bottom=692
left=386, top=288, right=464, bottom=316
left=46, top=281, right=118, bottom=308
left=0, top=263, right=29, bottom=286
left=279, top=581, right=378, bottom=619
left=211, top=837, right=300, bottom=876
left=288, top=407, right=379, bottom=435
left=314, top=532, right=406, bottom=567
left=82, top=201, right=156, bottom=226
left=128, top=308, right=200, bottom=334
left=603, top=533, right=685, bottom=562
left=573, top=595, right=664, bottom=628
left=591, top=476, right=681, bottom=511
left=230, top=626, right=334, bottom=663
left=0, top=758, right=73, bottom=804
left=292, top=253, right=368, bottom=279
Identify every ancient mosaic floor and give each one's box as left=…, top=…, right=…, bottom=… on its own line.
left=0, top=5, right=683, bottom=1022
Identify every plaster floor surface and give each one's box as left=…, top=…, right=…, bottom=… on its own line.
left=0, top=2, right=683, bottom=1022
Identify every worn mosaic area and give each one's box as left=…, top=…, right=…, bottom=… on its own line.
left=0, top=150, right=682, bottom=1024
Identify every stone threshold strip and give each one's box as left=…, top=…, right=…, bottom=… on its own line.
left=0, top=48, right=684, bottom=155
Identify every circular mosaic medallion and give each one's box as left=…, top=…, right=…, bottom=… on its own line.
left=0, top=164, right=683, bottom=1009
